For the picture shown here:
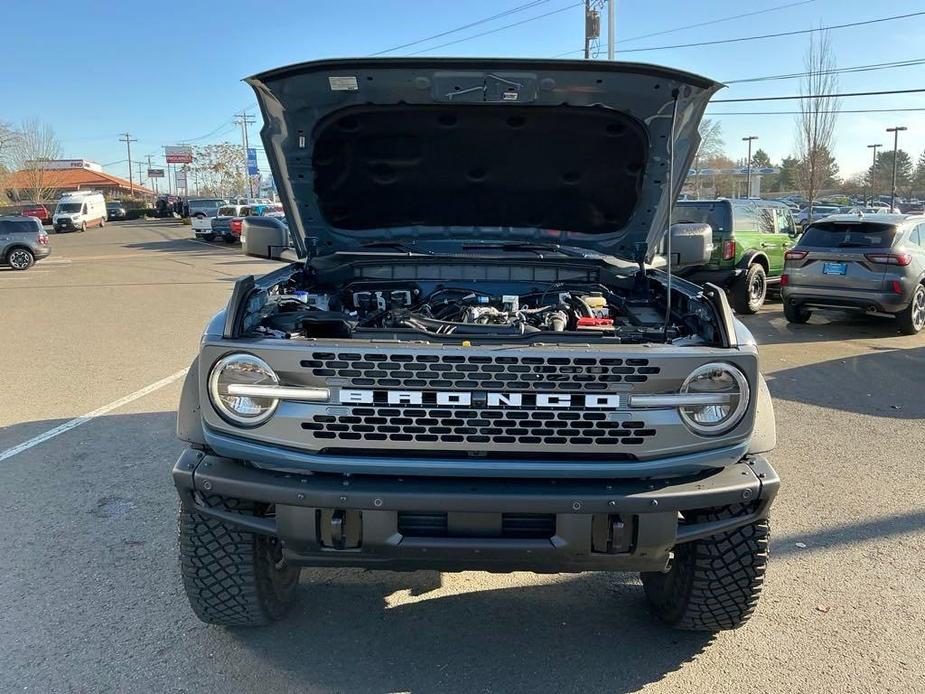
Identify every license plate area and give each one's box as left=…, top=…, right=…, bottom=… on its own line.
left=823, top=261, right=847, bottom=275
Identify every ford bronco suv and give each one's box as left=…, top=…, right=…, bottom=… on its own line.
left=673, top=199, right=799, bottom=314
left=173, top=58, right=779, bottom=631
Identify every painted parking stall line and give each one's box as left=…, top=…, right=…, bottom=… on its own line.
left=0, top=368, right=189, bottom=463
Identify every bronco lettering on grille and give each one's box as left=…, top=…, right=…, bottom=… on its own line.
left=339, top=389, right=622, bottom=408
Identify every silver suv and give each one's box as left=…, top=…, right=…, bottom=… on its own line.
left=1, top=216, right=52, bottom=270
left=782, top=214, right=925, bottom=334
left=172, top=58, right=779, bottom=632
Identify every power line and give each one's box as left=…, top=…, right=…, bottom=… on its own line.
left=554, top=0, right=818, bottom=55
left=407, top=2, right=583, bottom=56
left=557, top=10, right=925, bottom=56
left=371, top=0, right=555, bottom=56
left=725, top=57, right=925, bottom=84
left=712, top=87, right=925, bottom=103
left=708, top=107, right=925, bottom=115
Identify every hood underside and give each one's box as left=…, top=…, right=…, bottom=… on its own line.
left=246, top=58, right=722, bottom=259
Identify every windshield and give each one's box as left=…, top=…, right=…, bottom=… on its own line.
left=672, top=202, right=729, bottom=232
left=800, top=222, right=897, bottom=248
left=57, top=203, right=82, bottom=213
left=190, top=199, right=223, bottom=209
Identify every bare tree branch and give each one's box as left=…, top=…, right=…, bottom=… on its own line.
left=6, top=119, right=63, bottom=203
left=795, top=29, right=840, bottom=220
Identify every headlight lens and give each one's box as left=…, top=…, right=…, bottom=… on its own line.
left=679, top=363, right=750, bottom=435
left=208, top=353, right=279, bottom=426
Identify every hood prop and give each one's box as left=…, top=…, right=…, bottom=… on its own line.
left=663, top=89, right=680, bottom=339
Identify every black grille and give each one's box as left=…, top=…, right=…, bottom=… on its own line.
left=302, top=407, right=657, bottom=446
left=301, top=352, right=660, bottom=392
left=397, top=512, right=556, bottom=539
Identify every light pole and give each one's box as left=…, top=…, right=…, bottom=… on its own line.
left=742, top=136, right=758, bottom=199
left=886, top=126, right=907, bottom=211
left=866, top=143, right=881, bottom=205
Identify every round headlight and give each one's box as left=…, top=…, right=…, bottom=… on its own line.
left=679, top=363, right=750, bottom=435
left=208, top=353, right=279, bottom=426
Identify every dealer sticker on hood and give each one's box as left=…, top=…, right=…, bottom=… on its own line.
left=328, top=76, right=359, bottom=91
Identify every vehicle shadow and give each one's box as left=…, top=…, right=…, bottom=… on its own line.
left=764, top=345, right=925, bottom=419
left=773, top=508, right=925, bottom=558
left=739, top=308, right=912, bottom=346
left=231, top=570, right=713, bottom=694
left=123, top=238, right=241, bottom=255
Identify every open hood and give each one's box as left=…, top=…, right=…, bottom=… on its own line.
left=246, top=58, right=722, bottom=260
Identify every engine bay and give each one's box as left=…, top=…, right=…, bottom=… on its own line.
left=238, top=265, right=722, bottom=345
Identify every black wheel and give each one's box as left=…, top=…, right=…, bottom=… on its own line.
left=79, top=222, right=87, bottom=233
left=896, top=284, right=925, bottom=335
left=100, top=217, right=105, bottom=228
left=730, top=264, right=767, bottom=314
left=641, top=507, right=769, bottom=631
left=200, top=233, right=216, bottom=242
left=178, top=497, right=300, bottom=627
left=7, top=247, right=35, bottom=271
left=224, top=235, right=238, bottom=244
left=784, top=299, right=811, bottom=324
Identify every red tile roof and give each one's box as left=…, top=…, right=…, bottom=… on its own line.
left=7, top=167, right=155, bottom=195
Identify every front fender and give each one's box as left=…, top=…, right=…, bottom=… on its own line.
left=176, top=357, right=205, bottom=446
left=748, top=372, right=776, bottom=454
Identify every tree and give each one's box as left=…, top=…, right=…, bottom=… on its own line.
left=871, top=150, right=913, bottom=197
left=189, top=142, right=248, bottom=196
left=0, top=121, right=19, bottom=199
left=777, top=156, right=800, bottom=192
left=6, top=119, right=62, bottom=203
left=693, top=119, right=725, bottom=198
left=913, top=150, right=925, bottom=198
left=751, top=148, right=772, bottom=168
left=795, top=30, right=840, bottom=220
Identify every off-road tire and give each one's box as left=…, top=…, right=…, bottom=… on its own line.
left=178, top=497, right=300, bottom=627
left=784, top=300, right=811, bottom=324
left=730, top=263, right=767, bottom=314
left=641, top=508, right=770, bottom=631
left=7, top=247, right=35, bottom=271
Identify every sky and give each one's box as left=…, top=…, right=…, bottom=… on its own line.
left=2, top=0, right=924, bottom=186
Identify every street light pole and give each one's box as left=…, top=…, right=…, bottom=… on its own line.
left=886, top=126, right=907, bottom=211
left=607, top=0, right=615, bottom=60
left=742, top=135, right=758, bottom=199
left=866, top=143, right=881, bottom=205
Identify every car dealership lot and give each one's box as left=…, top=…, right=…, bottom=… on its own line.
left=1, top=220, right=923, bottom=693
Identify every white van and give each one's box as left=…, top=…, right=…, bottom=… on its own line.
left=53, top=191, right=107, bottom=233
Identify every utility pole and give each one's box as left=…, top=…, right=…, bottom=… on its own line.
left=886, top=126, right=907, bottom=211
left=147, top=154, right=158, bottom=195
left=607, top=0, right=614, bottom=60
left=866, top=143, right=881, bottom=205
left=235, top=111, right=257, bottom=197
left=118, top=132, right=137, bottom=198
left=135, top=162, right=147, bottom=193
left=742, top=135, right=758, bottom=199
left=584, top=0, right=600, bottom=60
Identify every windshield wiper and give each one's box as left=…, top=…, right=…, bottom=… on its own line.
left=358, top=241, right=436, bottom=255
left=461, top=242, right=592, bottom=258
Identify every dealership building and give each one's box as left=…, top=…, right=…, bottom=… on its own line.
left=4, top=159, right=155, bottom=202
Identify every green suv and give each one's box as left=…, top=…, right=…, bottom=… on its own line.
left=673, top=199, right=799, bottom=313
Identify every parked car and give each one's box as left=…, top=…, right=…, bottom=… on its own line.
left=210, top=204, right=251, bottom=243
left=0, top=215, right=52, bottom=270
left=187, top=197, right=226, bottom=240
left=20, top=203, right=50, bottom=224
left=53, top=191, right=107, bottom=232
left=106, top=201, right=127, bottom=220
left=672, top=199, right=798, bottom=313
left=782, top=213, right=925, bottom=334
left=794, top=205, right=840, bottom=228
left=173, top=57, right=780, bottom=632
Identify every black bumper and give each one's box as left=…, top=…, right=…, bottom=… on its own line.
left=678, top=268, right=740, bottom=288
left=173, top=450, right=779, bottom=573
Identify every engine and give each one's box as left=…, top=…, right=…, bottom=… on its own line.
left=244, top=275, right=711, bottom=344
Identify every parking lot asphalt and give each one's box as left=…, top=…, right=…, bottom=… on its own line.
left=1, top=220, right=923, bottom=693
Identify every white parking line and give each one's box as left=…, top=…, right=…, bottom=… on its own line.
left=0, top=368, right=189, bottom=463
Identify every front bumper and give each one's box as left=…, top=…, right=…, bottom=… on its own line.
left=173, top=449, right=779, bottom=572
